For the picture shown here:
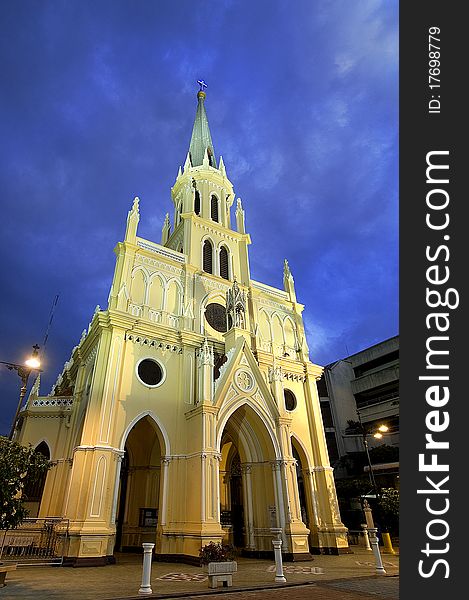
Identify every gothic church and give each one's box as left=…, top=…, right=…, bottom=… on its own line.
left=16, top=88, right=348, bottom=565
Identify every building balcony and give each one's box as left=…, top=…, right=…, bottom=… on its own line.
left=351, top=365, right=399, bottom=396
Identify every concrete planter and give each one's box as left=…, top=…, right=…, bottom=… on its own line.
left=206, top=560, right=237, bottom=588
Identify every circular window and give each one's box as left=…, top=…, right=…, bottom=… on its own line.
left=205, top=303, right=232, bottom=333
left=284, top=389, right=297, bottom=411
left=136, top=359, right=164, bottom=387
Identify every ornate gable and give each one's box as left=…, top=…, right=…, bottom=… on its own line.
left=214, top=336, right=279, bottom=426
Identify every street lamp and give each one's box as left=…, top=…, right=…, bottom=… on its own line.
left=356, top=410, right=395, bottom=554
left=1, top=344, right=42, bottom=440
left=372, top=424, right=389, bottom=440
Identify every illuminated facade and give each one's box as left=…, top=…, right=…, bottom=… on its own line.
left=16, top=89, right=348, bottom=565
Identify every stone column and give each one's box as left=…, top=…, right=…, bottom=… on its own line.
left=110, top=451, right=125, bottom=525
left=241, top=464, right=255, bottom=550
left=271, top=461, right=287, bottom=548
left=159, top=457, right=171, bottom=526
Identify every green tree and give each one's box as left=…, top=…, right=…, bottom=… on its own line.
left=379, top=487, right=399, bottom=536
left=0, top=436, right=51, bottom=530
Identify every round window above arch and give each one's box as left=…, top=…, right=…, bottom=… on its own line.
left=205, top=302, right=232, bottom=333
left=136, top=358, right=165, bottom=388
left=284, top=389, right=297, bottom=411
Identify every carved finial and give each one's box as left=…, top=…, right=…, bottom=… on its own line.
left=197, top=336, right=214, bottom=367
left=125, top=196, right=140, bottom=243
left=226, top=279, right=246, bottom=330
left=235, top=198, right=245, bottom=234
left=184, top=152, right=191, bottom=172
left=283, top=258, right=296, bottom=302
left=28, top=374, right=41, bottom=399
left=219, top=155, right=226, bottom=177
left=161, top=213, right=171, bottom=245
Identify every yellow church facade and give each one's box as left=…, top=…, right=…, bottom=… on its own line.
left=15, top=89, right=348, bottom=565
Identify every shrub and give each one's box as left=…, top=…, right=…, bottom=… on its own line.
left=199, top=541, right=234, bottom=565
left=0, top=437, right=51, bottom=530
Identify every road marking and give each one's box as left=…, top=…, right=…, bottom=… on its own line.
left=157, top=573, right=208, bottom=581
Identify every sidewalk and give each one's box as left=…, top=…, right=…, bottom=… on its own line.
left=0, top=547, right=399, bottom=600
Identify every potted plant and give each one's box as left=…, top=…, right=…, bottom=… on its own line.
left=199, top=542, right=237, bottom=588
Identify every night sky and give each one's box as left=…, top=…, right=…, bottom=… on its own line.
left=0, top=0, right=398, bottom=435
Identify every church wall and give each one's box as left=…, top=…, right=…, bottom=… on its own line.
left=12, top=89, right=349, bottom=563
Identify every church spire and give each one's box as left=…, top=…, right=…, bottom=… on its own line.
left=188, top=81, right=217, bottom=168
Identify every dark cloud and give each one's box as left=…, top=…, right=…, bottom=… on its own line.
left=0, top=0, right=398, bottom=434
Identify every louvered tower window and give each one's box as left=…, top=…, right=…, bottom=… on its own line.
left=194, top=190, right=200, bottom=215
left=219, top=246, right=229, bottom=280
left=211, top=195, right=219, bottom=222
left=203, top=239, right=213, bottom=274
left=207, top=147, right=214, bottom=167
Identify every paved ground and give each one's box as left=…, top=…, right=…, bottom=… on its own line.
left=151, top=580, right=399, bottom=600
left=0, top=547, right=399, bottom=600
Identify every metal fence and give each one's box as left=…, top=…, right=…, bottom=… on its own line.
left=346, top=529, right=370, bottom=547
left=0, top=518, right=69, bottom=565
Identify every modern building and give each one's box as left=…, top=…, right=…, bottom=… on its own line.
left=318, top=335, right=399, bottom=488
left=15, top=88, right=348, bottom=565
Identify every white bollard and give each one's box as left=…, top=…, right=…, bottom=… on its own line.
left=139, top=542, right=155, bottom=595
left=361, top=524, right=372, bottom=551
left=272, top=539, right=286, bottom=582
left=367, top=528, right=386, bottom=575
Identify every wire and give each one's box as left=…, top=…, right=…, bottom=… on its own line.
left=41, top=294, right=59, bottom=354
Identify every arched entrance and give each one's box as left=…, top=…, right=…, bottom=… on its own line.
left=218, top=404, right=280, bottom=555
left=115, top=415, right=166, bottom=552
left=23, top=441, right=50, bottom=518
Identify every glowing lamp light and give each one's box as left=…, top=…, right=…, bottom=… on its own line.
left=378, top=425, right=389, bottom=433
left=25, top=348, right=41, bottom=370
left=25, top=357, right=41, bottom=369
left=373, top=432, right=383, bottom=439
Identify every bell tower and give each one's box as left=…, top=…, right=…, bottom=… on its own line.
left=163, top=85, right=251, bottom=289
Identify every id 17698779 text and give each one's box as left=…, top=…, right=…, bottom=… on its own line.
left=428, top=26, right=441, bottom=114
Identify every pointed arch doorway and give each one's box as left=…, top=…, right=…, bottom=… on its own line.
left=23, top=441, right=50, bottom=518
left=115, top=415, right=167, bottom=552
left=218, top=404, right=282, bottom=556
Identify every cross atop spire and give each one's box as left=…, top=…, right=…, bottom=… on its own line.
left=197, top=79, right=207, bottom=92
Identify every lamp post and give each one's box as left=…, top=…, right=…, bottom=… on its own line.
left=1, top=345, right=41, bottom=440
left=356, top=410, right=395, bottom=554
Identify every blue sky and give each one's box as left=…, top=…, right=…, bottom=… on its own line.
left=0, top=0, right=398, bottom=435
